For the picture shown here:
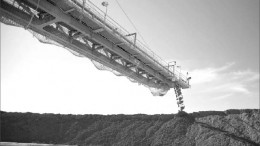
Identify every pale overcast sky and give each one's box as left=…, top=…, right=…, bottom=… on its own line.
left=1, top=0, right=259, bottom=114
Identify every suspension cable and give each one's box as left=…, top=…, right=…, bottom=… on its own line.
left=114, top=0, right=150, bottom=48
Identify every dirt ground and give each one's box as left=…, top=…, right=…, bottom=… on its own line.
left=1, top=109, right=259, bottom=146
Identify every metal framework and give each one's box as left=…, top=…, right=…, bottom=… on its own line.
left=0, top=0, right=191, bottom=111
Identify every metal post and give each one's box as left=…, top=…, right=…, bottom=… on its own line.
left=168, top=61, right=176, bottom=73
left=177, top=66, right=181, bottom=79
left=133, top=33, right=137, bottom=47
left=104, top=6, right=108, bottom=21
left=102, top=1, right=109, bottom=22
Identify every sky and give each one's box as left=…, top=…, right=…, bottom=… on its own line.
left=1, top=0, right=259, bottom=115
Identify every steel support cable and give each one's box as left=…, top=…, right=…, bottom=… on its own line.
left=114, top=0, right=171, bottom=78
left=114, top=0, right=150, bottom=48
left=25, top=0, right=40, bottom=29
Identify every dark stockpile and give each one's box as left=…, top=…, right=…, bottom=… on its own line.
left=1, top=109, right=260, bottom=146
